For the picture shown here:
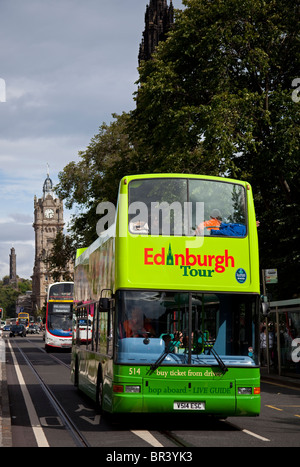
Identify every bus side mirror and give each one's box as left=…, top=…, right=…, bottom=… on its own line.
left=99, top=288, right=114, bottom=312
left=99, top=297, right=110, bottom=312
left=261, top=302, right=269, bottom=316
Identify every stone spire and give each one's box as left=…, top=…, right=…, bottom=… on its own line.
left=139, top=0, right=174, bottom=65
left=43, top=163, right=54, bottom=199
left=9, top=246, right=17, bottom=287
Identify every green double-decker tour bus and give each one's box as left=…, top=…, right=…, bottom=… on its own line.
left=71, top=174, right=261, bottom=416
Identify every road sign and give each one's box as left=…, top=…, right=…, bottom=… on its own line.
left=265, top=269, right=278, bottom=284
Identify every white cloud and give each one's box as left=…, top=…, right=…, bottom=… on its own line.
left=0, top=241, right=35, bottom=280
left=0, top=136, right=82, bottom=178
left=0, top=0, right=183, bottom=280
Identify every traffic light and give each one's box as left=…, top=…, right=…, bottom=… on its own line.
left=0, top=307, right=3, bottom=319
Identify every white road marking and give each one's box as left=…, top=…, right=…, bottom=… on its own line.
left=8, top=340, right=49, bottom=447
left=226, top=419, right=270, bottom=442
left=242, top=429, right=270, bottom=442
left=131, top=430, right=164, bottom=447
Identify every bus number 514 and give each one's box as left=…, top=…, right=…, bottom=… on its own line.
left=129, top=367, right=141, bottom=375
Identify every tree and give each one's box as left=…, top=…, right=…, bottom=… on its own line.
left=56, top=0, right=299, bottom=298
left=44, top=230, right=75, bottom=282
left=133, top=0, right=299, bottom=174
left=0, top=277, right=32, bottom=318
left=17, top=278, right=32, bottom=294
left=131, top=0, right=300, bottom=298
left=56, top=112, right=139, bottom=245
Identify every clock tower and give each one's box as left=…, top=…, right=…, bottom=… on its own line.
left=31, top=171, right=64, bottom=311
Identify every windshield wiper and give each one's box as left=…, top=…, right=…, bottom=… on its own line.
left=148, top=335, right=178, bottom=374
left=148, top=349, right=170, bottom=374
left=198, top=330, right=228, bottom=373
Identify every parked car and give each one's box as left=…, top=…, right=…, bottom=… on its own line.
left=10, top=324, right=26, bottom=337
left=3, top=325, right=11, bottom=331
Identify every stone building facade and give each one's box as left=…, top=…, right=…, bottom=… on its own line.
left=31, top=172, right=69, bottom=311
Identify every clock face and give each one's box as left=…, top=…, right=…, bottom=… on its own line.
left=45, top=208, right=54, bottom=219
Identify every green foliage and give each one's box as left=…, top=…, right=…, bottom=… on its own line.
left=133, top=0, right=299, bottom=176
left=0, top=278, right=32, bottom=318
left=44, top=230, right=75, bottom=282
left=17, top=279, right=32, bottom=294
left=56, top=113, right=139, bottom=245
left=132, top=0, right=300, bottom=298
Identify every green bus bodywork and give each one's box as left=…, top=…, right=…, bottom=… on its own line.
left=71, top=174, right=261, bottom=416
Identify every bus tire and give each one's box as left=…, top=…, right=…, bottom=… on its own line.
left=96, top=366, right=104, bottom=414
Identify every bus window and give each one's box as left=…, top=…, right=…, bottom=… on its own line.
left=128, top=177, right=246, bottom=237
left=92, top=303, right=99, bottom=352
left=47, top=303, right=72, bottom=332
left=98, top=309, right=113, bottom=356
left=115, top=290, right=259, bottom=366
left=128, top=178, right=188, bottom=235
left=189, top=179, right=246, bottom=236
left=48, top=282, right=73, bottom=300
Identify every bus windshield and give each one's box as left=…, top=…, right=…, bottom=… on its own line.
left=128, top=177, right=246, bottom=236
left=47, top=302, right=72, bottom=331
left=116, top=290, right=258, bottom=367
left=19, top=318, right=29, bottom=326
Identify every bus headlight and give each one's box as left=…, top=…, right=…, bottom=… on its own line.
left=125, top=386, right=141, bottom=393
left=238, top=387, right=252, bottom=395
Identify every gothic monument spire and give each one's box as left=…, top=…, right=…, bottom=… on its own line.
left=138, top=0, right=174, bottom=65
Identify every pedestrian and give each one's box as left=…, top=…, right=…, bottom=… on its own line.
left=260, top=325, right=273, bottom=366
left=260, top=326, right=267, bottom=366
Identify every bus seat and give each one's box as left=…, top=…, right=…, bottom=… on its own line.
left=210, top=223, right=246, bottom=237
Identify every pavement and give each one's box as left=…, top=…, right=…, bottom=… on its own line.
left=0, top=335, right=300, bottom=447
left=260, top=366, right=300, bottom=391
left=0, top=336, right=12, bottom=447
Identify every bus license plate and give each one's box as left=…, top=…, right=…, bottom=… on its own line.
left=174, top=402, right=205, bottom=410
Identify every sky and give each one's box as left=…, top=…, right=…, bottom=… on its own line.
left=0, top=0, right=183, bottom=280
